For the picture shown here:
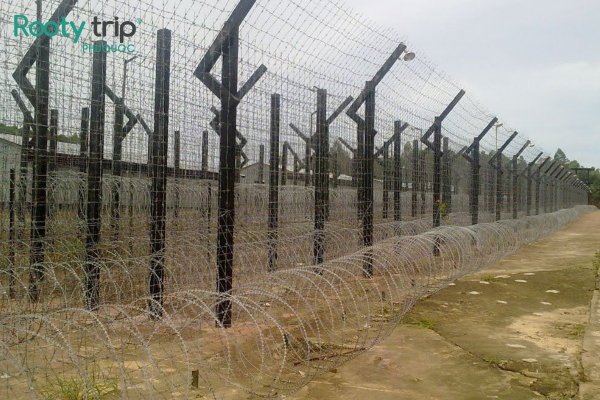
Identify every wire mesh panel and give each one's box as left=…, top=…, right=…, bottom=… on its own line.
left=0, top=0, right=592, bottom=398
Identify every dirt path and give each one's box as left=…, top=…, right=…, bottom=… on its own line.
left=289, top=211, right=600, bottom=400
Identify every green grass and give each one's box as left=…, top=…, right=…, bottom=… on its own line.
left=39, top=374, right=119, bottom=400
left=485, top=356, right=503, bottom=367
left=403, top=315, right=436, bottom=330
left=568, top=324, right=586, bottom=337
left=482, top=275, right=499, bottom=283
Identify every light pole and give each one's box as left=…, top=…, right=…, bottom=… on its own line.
left=494, top=122, right=503, bottom=152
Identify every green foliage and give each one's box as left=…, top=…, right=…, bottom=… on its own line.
left=0, top=123, right=78, bottom=144
left=403, top=315, right=436, bottom=330
left=482, top=275, right=499, bottom=283
left=57, top=134, right=79, bottom=144
left=39, top=375, right=119, bottom=400
left=0, top=123, right=21, bottom=136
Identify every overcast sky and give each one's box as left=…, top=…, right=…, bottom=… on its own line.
left=343, top=0, right=600, bottom=167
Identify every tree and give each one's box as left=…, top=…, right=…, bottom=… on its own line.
left=554, top=148, right=569, bottom=166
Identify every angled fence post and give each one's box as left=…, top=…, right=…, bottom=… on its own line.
left=525, top=152, right=542, bottom=216
left=462, top=118, right=496, bottom=225
left=193, top=0, right=266, bottom=327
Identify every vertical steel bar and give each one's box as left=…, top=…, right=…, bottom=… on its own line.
left=442, top=136, right=451, bottom=216
left=281, top=143, right=288, bottom=186
left=512, top=155, right=518, bottom=219
left=268, top=94, right=280, bottom=272
left=202, top=130, right=209, bottom=172
left=314, top=89, right=327, bottom=266
left=433, top=118, right=442, bottom=228
left=412, top=139, right=418, bottom=218
left=85, top=40, right=107, bottom=310
left=149, top=30, right=171, bottom=319
left=258, top=144, right=264, bottom=184
left=363, top=83, right=375, bottom=278
left=495, top=155, right=502, bottom=221
left=78, top=107, right=89, bottom=228
left=470, top=140, right=480, bottom=225
left=393, top=121, right=402, bottom=222
left=382, top=146, right=389, bottom=219
left=18, top=112, right=30, bottom=225
left=174, top=130, right=181, bottom=218
left=9, top=169, right=15, bottom=299
left=111, top=98, right=124, bottom=238
left=28, top=30, right=51, bottom=303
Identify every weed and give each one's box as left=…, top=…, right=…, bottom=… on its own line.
left=404, top=315, right=436, bottom=330
left=482, top=275, right=499, bottom=283
left=568, top=324, right=586, bottom=337
left=39, top=370, right=119, bottom=400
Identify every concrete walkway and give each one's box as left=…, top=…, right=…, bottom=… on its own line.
left=288, top=211, right=600, bottom=400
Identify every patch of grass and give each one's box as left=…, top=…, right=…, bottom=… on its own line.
left=482, top=275, right=499, bottom=283
left=39, top=372, right=119, bottom=400
left=568, top=324, right=586, bottom=337
left=485, top=356, right=503, bottom=367
left=403, top=315, right=436, bottom=330
left=592, top=251, right=600, bottom=271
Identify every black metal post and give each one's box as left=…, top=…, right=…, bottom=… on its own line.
left=268, top=94, right=280, bottom=272
left=9, top=169, right=15, bottom=299
left=78, top=107, right=89, bottom=227
left=28, top=29, right=51, bottom=303
left=149, top=29, right=171, bottom=319
left=471, top=140, right=480, bottom=225
left=382, top=145, right=389, bottom=219
left=363, top=83, right=375, bottom=277
left=512, top=155, right=518, bottom=219
left=258, top=144, right=265, bottom=184
left=393, top=121, right=402, bottom=222
left=48, top=109, right=58, bottom=175
left=174, top=130, right=181, bottom=219
left=304, top=139, right=311, bottom=187
left=85, top=40, right=107, bottom=310
left=281, top=142, right=288, bottom=186
left=202, top=130, right=209, bottom=172
left=314, top=89, right=327, bottom=266
left=412, top=139, right=418, bottom=218
left=442, top=136, right=451, bottom=216
left=433, top=118, right=442, bottom=227
left=111, top=97, right=124, bottom=238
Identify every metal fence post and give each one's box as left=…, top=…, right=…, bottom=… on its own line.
left=314, top=89, right=327, bottom=266
left=258, top=144, right=264, bottom=184
left=412, top=139, right=418, bottom=218
left=202, top=130, right=209, bottom=172
left=268, top=94, right=280, bottom=272
left=149, top=29, right=171, bottom=319
left=85, top=40, right=107, bottom=310
left=78, top=107, right=89, bottom=228
left=393, top=121, right=402, bottom=222
left=433, top=118, right=442, bottom=228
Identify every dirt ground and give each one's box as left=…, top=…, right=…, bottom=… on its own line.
left=289, top=211, right=600, bottom=400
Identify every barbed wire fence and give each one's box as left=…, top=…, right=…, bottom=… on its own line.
left=0, top=0, right=594, bottom=398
